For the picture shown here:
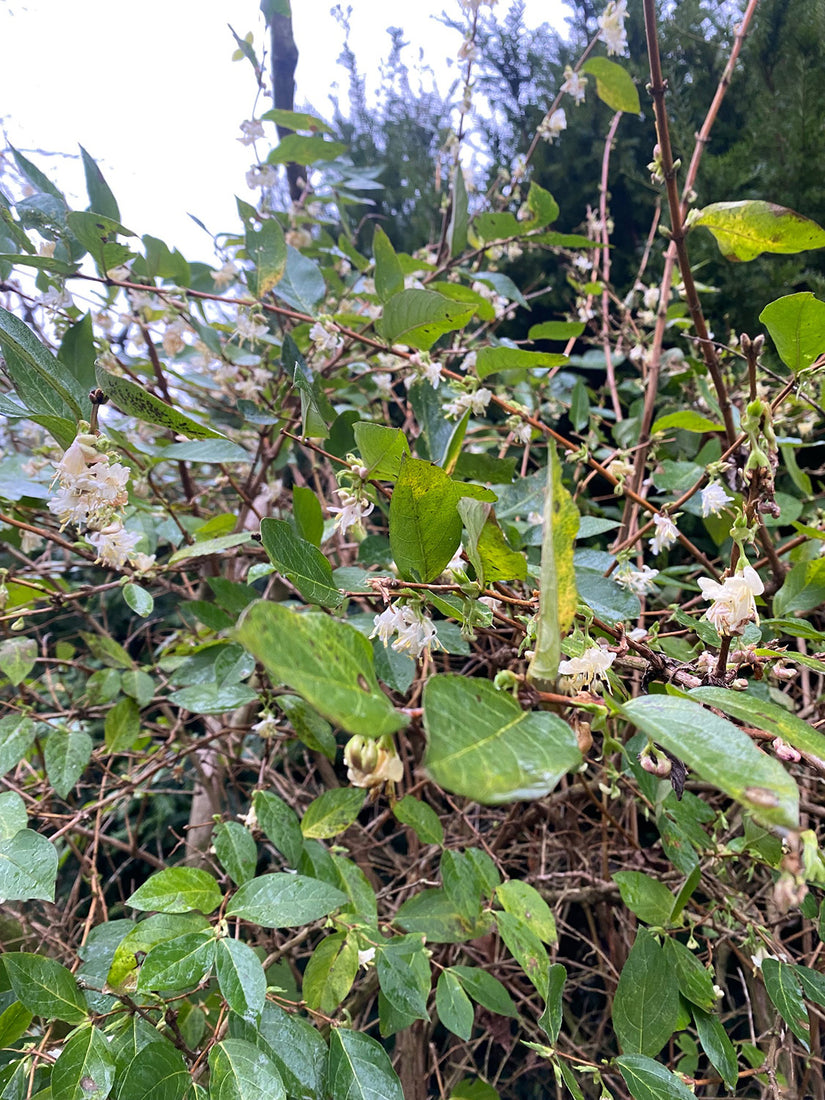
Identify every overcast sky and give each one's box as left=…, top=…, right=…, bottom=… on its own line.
left=0, top=0, right=569, bottom=260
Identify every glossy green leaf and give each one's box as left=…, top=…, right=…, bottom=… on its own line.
left=527, top=447, right=580, bottom=689
left=688, top=200, right=825, bottom=262
left=0, top=637, right=36, bottom=686
left=235, top=601, right=406, bottom=737
left=650, top=411, right=723, bottom=434
left=254, top=1003, right=327, bottom=1100
left=52, top=1024, right=115, bottom=1100
left=267, top=133, right=346, bottom=164
left=353, top=421, right=411, bottom=479
left=395, top=887, right=493, bottom=944
left=495, top=911, right=549, bottom=998
left=246, top=217, right=287, bottom=297
left=0, top=791, right=27, bottom=840
left=622, top=694, right=799, bottom=830
left=3, top=952, right=88, bottom=1024
left=122, top=582, right=154, bottom=618
left=475, top=347, right=568, bottom=379
left=423, top=674, right=581, bottom=804
left=303, top=932, right=359, bottom=1013
left=225, top=872, right=346, bottom=927
left=274, top=246, right=327, bottom=313
left=327, top=1027, right=404, bottom=1100
left=378, top=289, right=474, bottom=350
left=260, top=518, right=342, bottom=608
left=759, top=292, right=825, bottom=372
left=136, top=932, right=215, bottom=993
left=373, top=225, right=405, bottom=302
left=44, top=727, right=93, bottom=799
left=441, top=850, right=484, bottom=924
left=449, top=966, right=518, bottom=1018
left=252, top=790, right=304, bottom=866
left=209, top=1037, right=285, bottom=1100
left=0, top=306, right=87, bottom=418
left=540, top=963, right=566, bottom=1042
left=167, top=533, right=254, bottom=564
left=0, top=829, right=57, bottom=902
left=581, top=57, right=641, bottom=112
left=127, top=867, right=223, bottom=914
left=689, top=686, right=825, bottom=765
left=616, top=1054, right=696, bottom=1100
left=0, top=1000, right=32, bottom=1049
left=168, top=681, right=258, bottom=715
left=95, top=364, right=222, bottom=439
left=393, top=795, right=444, bottom=846
left=437, top=970, right=474, bottom=1040
left=496, top=880, right=557, bottom=945
left=612, top=929, right=680, bottom=1056
left=213, top=821, right=258, bottom=885
left=0, top=716, right=36, bottom=778
left=661, top=938, right=717, bottom=1011
left=114, top=1041, right=189, bottom=1100
left=762, top=957, right=809, bottom=1047
left=301, top=788, right=366, bottom=839
left=375, top=935, right=431, bottom=1020
left=693, top=1007, right=738, bottom=1089
left=772, top=557, right=825, bottom=618
left=528, top=321, right=585, bottom=341
left=104, top=696, right=140, bottom=752
left=459, top=499, right=526, bottom=586
left=525, top=181, right=559, bottom=226
left=215, top=938, right=267, bottom=1023
left=292, top=485, right=324, bottom=546
left=612, top=871, right=675, bottom=927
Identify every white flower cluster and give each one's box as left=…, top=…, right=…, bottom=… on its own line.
left=370, top=601, right=443, bottom=661
left=444, top=386, right=493, bottom=420
left=698, top=565, right=764, bottom=636
left=238, top=119, right=265, bottom=146
left=598, top=0, right=628, bottom=56
left=537, top=108, right=567, bottom=143
left=329, top=487, right=374, bottom=537
left=701, top=483, right=734, bottom=517
left=649, top=513, right=679, bottom=554
left=48, top=434, right=152, bottom=572
left=309, top=320, right=344, bottom=356
left=616, top=563, right=659, bottom=596
left=561, top=67, right=587, bottom=106
left=409, top=352, right=442, bottom=389
left=558, top=645, right=616, bottom=694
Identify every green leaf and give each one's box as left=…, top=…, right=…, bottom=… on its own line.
left=158, top=439, right=251, bottom=463
left=260, top=518, right=342, bottom=608
left=0, top=791, right=27, bottom=841
left=441, top=850, right=484, bottom=924
left=215, top=939, right=267, bottom=1023
left=235, top=601, right=406, bottom=737
left=616, top=1054, right=696, bottom=1100
left=393, top=795, right=444, bottom=846
left=688, top=200, right=825, bottom=262
left=475, top=347, right=568, bottom=379
left=79, top=631, right=134, bottom=669
left=95, top=364, right=222, bottom=439
left=458, top=499, right=527, bottom=586
left=378, top=289, right=474, bottom=350
left=3, top=953, right=88, bottom=1024
left=114, top=1041, right=189, bottom=1100
left=373, top=225, right=405, bottom=302
left=44, top=727, right=93, bottom=799
left=80, top=146, right=120, bottom=221
left=301, top=788, right=366, bottom=839
left=496, top=880, right=557, bottom=945
left=136, top=931, right=215, bottom=993
left=689, top=686, right=825, bottom=766
left=581, top=57, right=640, bottom=112
left=449, top=965, right=518, bottom=1018
left=424, top=674, right=581, bottom=804
left=353, top=421, right=411, bottom=479
left=525, top=182, right=559, bottom=226
left=693, top=1007, right=738, bottom=1090
left=0, top=1001, right=32, bottom=1050
left=104, top=696, right=141, bottom=753
left=122, top=582, right=154, bottom=618
left=0, top=306, right=87, bottom=418
left=226, top=872, right=346, bottom=927
left=759, top=292, right=825, bottom=373
left=267, top=133, right=346, bottom=164
left=252, top=790, right=304, bottom=867
left=262, top=107, right=332, bottom=133
left=58, top=312, right=97, bottom=391
left=527, top=448, right=580, bottom=689
left=395, top=887, right=494, bottom=944
left=0, top=637, right=37, bottom=686
left=762, top=957, right=810, bottom=1047
left=495, top=911, right=549, bottom=998
left=254, top=1003, right=327, bottom=1100
left=540, top=963, right=566, bottom=1042
left=303, top=932, right=359, bottom=1013
left=612, top=929, right=680, bottom=1056
left=612, top=871, right=675, bottom=927
left=377, top=934, right=432, bottom=1020
left=772, top=557, right=825, bottom=618
left=66, top=210, right=135, bottom=268
left=0, top=830, right=57, bottom=902
left=447, top=168, right=469, bottom=257
left=437, top=970, right=474, bottom=1040
left=213, top=821, right=258, bottom=886
left=127, top=867, right=223, bottom=914
left=474, top=212, right=522, bottom=242
left=622, top=694, right=799, bottom=830
left=246, top=217, right=287, bottom=297
left=650, top=410, right=723, bottom=434
left=167, top=681, right=258, bottom=715
left=292, top=485, right=324, bottom=546
left=661, top=938, right=717, bottom=1011
left=209, top=1038, right=285, bottom=1100
left=327, top=1028, right=404, bottom=1100
left=167, top=532, right=254, bottom=564
left=282, top=332, right=335, bottom=437
left=389, top=457, right=495, bottom=582
left=52, top=1024, right=115, bottom=1100
left=274, top=246, right=326, bottom=313
left=528, top=321, right=585, bottom=341
left=0, top=716, right=36, bottom=778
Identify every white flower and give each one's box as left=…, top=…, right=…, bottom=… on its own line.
left=129, top=552, right=156, bottom=575
left=238, top=119, right=265, bottom=146
left=572, top=253, right=593, bottom=272
left=698, top=565, right=764, bottom=636
left=234, top=312, right=268, bottom=346
left=372, top=372, right=393, bottom=398
left=329, top=488, right=374, bottom=536
left=370, top=605, right=406, bottom=647
left=358, top=947, right=376, bottom=967
left=246, top=164, right=278, bottom=190
left=598, top=0, right=628, bottom=56
left=538, top=108, right=567, bottom=143
left=410, top=352, right=442, bottom=389
left=561, top=68, right=587, bottom=105
left=558, top=645, right=616, bottom=694
left=309, top=320, right=344, bottom=355
left=444, top=387, right=492, bottom=420
left=212, top=260, right=239, bottom=289
left=616, top=564, right=659, bottom=596
left=87, top=522, right=141, bottom=570
left=48, top=439, right=130, bottom=530
left=370, top=602, right=443, bottom=661
left=344, top=735, right=404, bottom=789
left=642, top=285, right=660, bottom=311
left=701, top=483, right=734, bottom=517
left=162, top=319, right=188, bottom=356
left=649, top=513, right=679, bottom=554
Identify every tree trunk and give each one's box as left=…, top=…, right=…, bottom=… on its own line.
left=270, top=11, right=306, bottom=204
